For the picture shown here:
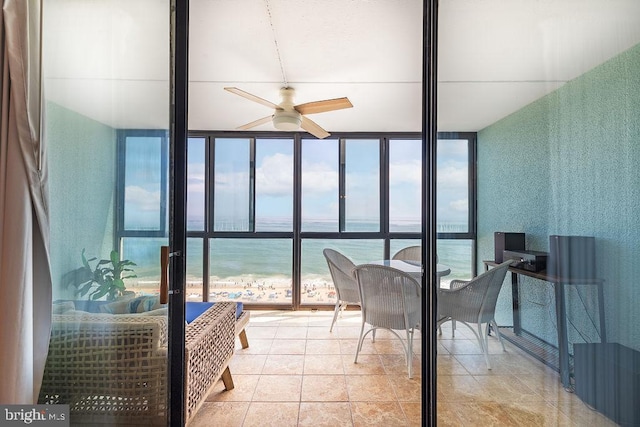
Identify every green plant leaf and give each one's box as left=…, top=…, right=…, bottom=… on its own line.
left=90, top=287, right=109, bottom=300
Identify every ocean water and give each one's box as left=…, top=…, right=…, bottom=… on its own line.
left=124, top=221, right=473, bottom=286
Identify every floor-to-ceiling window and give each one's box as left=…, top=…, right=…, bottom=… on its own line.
left=116, top=131, right=476, bottom=310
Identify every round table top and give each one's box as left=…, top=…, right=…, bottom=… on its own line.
left=369, top=259, right=451, bottom=277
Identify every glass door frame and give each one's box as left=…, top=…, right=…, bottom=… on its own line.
left=169, top=0, right=189, bottom=425
left=168, top=0, right=438, bottom=424
left=423, top=0, right=438, bottom=425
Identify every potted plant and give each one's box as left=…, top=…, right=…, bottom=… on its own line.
left=65, top=249, right=137, bottom=301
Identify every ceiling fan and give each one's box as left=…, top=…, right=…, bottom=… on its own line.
left=224, top=87, right=353, bottom=139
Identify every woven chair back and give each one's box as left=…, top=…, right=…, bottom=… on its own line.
left=323, top=248, right=360, bottom=303
left=354, top=264, right=421, bottom=331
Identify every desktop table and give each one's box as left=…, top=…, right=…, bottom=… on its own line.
left=483, top=260, right=606, bottom=389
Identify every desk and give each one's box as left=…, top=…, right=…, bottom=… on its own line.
left=484, top=260, right=606, bottom=389
left=369, top=260, right=451, bottom=285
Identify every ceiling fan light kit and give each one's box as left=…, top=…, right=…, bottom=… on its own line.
left=272, top=111, right=302, bottom=131
left=224, top=86, right=352, bottom=139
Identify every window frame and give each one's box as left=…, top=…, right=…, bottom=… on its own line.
left=116, top=129, right=477, bottom=308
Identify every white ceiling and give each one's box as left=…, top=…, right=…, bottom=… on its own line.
left=43, top=0, right=640, bottom=134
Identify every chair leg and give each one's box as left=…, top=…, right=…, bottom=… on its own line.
left=354, top=321, right=367, bottom=363
left=239, top=329, right=249, bottom=349
left=406, top=328, right=414, bottom=379
left=479, top=323, right=491, bottom=370
left=329, top=301, right=341, bottom=332
left=221, top=366, right=235, bottom=391
left=490, top=319, right=506, bottom=351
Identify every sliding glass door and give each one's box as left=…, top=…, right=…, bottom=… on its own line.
left=42, top=0, right=181, bottom=424
left=437, top=1, right=640, bottom=425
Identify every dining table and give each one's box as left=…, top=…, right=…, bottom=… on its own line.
left=368, top=259, right=451, bottom=286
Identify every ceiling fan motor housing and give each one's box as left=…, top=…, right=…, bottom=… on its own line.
left=273, top=110, right=302, bottom=130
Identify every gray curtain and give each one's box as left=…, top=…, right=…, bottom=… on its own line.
left=0, top=0, right=52, bottom=403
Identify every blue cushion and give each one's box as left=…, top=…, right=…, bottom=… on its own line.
left=185, top=301, right=244, bottom=324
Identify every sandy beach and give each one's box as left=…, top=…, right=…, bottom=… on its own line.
left=127, top=274, right=337, bottom=304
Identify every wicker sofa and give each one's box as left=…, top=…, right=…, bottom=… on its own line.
left=39, top=301, right=237, bottom=425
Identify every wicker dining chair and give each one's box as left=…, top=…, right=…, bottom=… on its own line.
left=323, top=248, right=361, bottom=332
left=392, top=245, right=438, bottom=263
left=436, top=259, right=513, bottom=369
left=353, top=264, right=422, bottom=378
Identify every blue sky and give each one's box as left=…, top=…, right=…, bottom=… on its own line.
left=125, top=137, right=469, bottom=230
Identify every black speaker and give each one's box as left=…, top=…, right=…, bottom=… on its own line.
left=574, top=343, right=640, bottom=426
left=548, top=235, right=596, bottom=280
left=494, top=232, right=525, bottom=263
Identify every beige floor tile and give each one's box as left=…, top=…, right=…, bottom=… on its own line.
left=514, top=373, right=575, bottom=403
left=401, top=402, right=422, bottom=426
left=305, top=338, right=342, bottom=354
left=340, top=338, right=377, bottom=355
left=262, top=354, right=305, bottom=375
left=228, top=354, right=267, bottom=375
left=245, top=326, right=278, bottom=339
left=275, top=326, right=308, bottom=339
left=252, top=375, right=302, bottom=402
left=472, top=374, right=541, bottom=403
left=207, top=374, right=259, bottom=402
left=298, top=402, right=353, bottom=427
left=350, top=401, right=408, bottom=427
left=269, top=338, right=307, bottom=355
left=301, top=375, right=349, bottom=402
left=242, top=402, right=299, bottom=427
left=193, top=310, right=616, bottom=427
left=388, top=374, right=423, bottom=402
left=188, top=401, right=249, bottom=427
left=337, top=326, right=365, bottom=339
left=437, top=374, right=485, bottom=402
left=306, top=325, right=341, bottom=340
left=439, top=338, right=500, bottom=355
left=304, top=354, right=345, bottom=375
left=437, top=354, right=471, bottom=375
left=343, top=354, right=386, bottom=375
left=502, top=401, right=574, bottom=426
left=379, top=353, right=422, bottom=377
left=277, top=316, right=310, bottom=326
left=371, top=337, right=408, bottom=355
left=441, top=401, right=521, bottom=426
left=238, top=338, right=273, bottom=355
left=345, top=375, right=394, bottom=401
left=552, top=399, right=619, bottom=427
left=437, top=401, right=465, bottom=426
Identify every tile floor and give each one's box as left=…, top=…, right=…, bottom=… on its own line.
left=189, top=310, right=617, bottom=427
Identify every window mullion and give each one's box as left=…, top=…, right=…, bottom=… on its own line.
left=339, top=139, right=346, bottom=232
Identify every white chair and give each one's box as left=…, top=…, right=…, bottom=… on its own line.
left=353, top=264, right=421, bottom=378
left=392, top=245, right=438, bottom=263
left=323, top=248, right=360, bottom=332
left=436, top=259, right=512, bottom=369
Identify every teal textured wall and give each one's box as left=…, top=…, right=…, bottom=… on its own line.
left=47, top=102, right=117, bottom=299
left=478, top=43, right=640, bottom=351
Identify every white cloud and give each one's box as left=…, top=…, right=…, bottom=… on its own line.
left=256, top=153, right=293, bottom=196
left=125, top=186, right=161, bottom=211
left=437, top=164, right=468, bottom=189
left=302, top=161, right=338, bottom=193
left=449, top=198, right=468, bottom=212
left=389, top=160, right=421, bottom=185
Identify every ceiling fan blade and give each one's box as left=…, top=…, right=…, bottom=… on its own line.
left=294, top=97, right=353, bottom=115
left=300, top=116, right=330, bottom=139
left=224, top=87, right=281, bottom=110
left=237, top=115, right=273, bottom=130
